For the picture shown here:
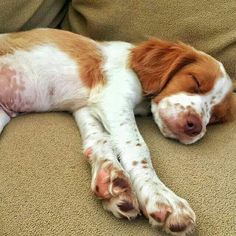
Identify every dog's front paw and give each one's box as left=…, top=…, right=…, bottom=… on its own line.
left=92, top=160, right=140, bottom=219
left=140, top=188, right=196, bottom=235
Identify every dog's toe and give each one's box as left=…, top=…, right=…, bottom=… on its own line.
left=92, top=160, right=140, bottom=219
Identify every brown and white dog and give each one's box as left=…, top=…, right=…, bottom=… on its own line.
left=0, top=29, right=235, bottom=235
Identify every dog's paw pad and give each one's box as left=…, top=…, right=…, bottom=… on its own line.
left=92, top=161, right=140, bottom=219
left=103, top=194, right=140, bottom=220
left=150, top=206, right=172, bottom=223
left=141, top=191, right=196, bottom=235
left=118, top=201, right=135, bottom=212
left=165, top=204, right=196, bottom=235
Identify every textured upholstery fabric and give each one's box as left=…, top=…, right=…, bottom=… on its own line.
left=0, top=112, right=235, bottom=236
left=0, top=1, right=235, bottom=235
left=62, top=0, right=236, bottom=86
left=0, top=0, right=68, bottom=33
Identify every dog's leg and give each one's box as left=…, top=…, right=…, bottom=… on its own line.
left=96, top=103, right=196, bottom=235
left=73, top=107, right=140, bottom=219
left=0, top=108, right=10, bottom=134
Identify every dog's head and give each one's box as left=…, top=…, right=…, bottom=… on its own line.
left=131, top=39, right=235, bottom=144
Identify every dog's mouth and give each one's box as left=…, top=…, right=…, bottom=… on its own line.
left=156, top=110, right=206, bottom=144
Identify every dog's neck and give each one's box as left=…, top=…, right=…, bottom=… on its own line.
left=129, top=48, right=163, bottom=97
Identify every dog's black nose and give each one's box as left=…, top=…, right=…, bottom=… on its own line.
left=183, top=115, right=202, bottom=136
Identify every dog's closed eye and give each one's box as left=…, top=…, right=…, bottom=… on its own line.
left=190, top=74, right=201, bottom=93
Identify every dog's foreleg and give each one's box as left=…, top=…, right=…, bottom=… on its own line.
left=96, top=100, right=196, bottom=236
left=73, top=107, right=140, bottom=219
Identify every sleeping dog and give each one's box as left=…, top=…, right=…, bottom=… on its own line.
left=0, top=29, right=234, bottom=235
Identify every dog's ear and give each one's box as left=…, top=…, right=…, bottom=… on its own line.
left=233, top=79, right=236, bottom=92
left=131, top=39, right=197, bottom=96
left=210, top=92, right=236, bottom=124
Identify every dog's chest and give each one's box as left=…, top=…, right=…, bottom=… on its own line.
left=96, top=42, right=144, bottom=107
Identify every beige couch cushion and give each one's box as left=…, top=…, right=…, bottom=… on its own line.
left=0, top=112, right=235, bottom=236
left=62, top=0, right=236, bottom=87
left=0, top=1, right=235, bottom=236
left=0, top=0, right=67, bottom=33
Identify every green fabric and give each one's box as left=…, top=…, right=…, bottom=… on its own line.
left=0, top=0, right=68, bottom=33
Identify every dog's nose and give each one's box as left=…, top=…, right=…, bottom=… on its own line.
left=183, top=115, right=202, bottom=136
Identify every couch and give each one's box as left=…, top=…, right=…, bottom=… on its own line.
left=0, top=1, right=235, bottom=235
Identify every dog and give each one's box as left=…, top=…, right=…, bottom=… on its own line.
left=0, top=28, right=234, bottom=235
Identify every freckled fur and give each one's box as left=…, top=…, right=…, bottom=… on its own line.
left=141, top=159, right=148, bottom=164
left=132, top=161, right=138, bottom=166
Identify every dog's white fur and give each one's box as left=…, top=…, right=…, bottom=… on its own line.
left=0, top=29, right=233, bottom=235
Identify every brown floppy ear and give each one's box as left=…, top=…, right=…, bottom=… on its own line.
left=210, top=92, right=236, bottom=124
left=233, top=79, right=236, bottom=92
left=227, top=93, right=236, bottom=121
left=131, top=39, right=198, bottom=96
